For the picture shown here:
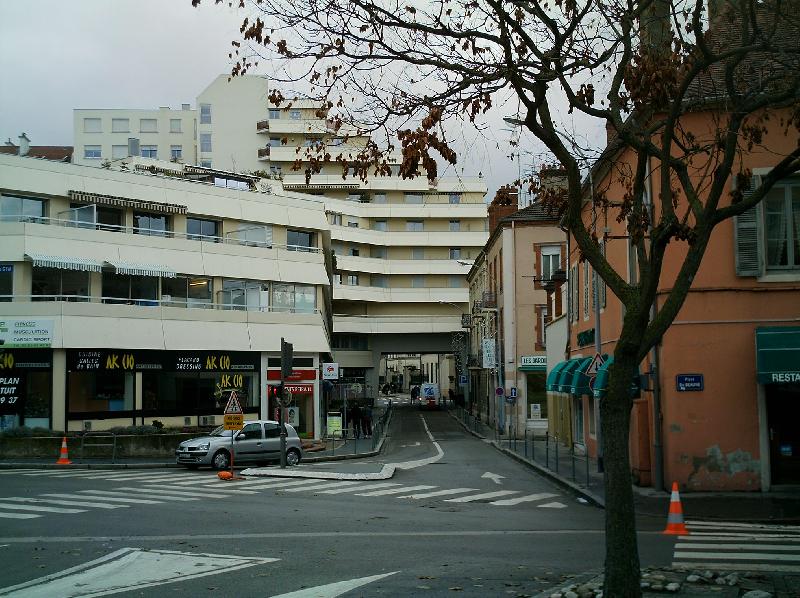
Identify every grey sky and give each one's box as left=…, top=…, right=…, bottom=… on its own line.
left=0, top=1, right=594, bottom=201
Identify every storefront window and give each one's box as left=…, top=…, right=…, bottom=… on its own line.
left=0, top=349, right=52, bottom=431
left=68, top=370, right=135, bottom=415
left=32, top=268, right=90, bottom=302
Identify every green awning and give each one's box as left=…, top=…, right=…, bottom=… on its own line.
left=556, top=359, right=582, bottom=393
left=569, top=357, right=594, bottom=396
left=592, top=356, right=642, bottom=399
left=546, top=361, right=569, bottom=391
left=756, top=327, right=800, bottom=384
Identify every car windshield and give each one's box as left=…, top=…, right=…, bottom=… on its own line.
left=208, top=426, right=234, bottom=437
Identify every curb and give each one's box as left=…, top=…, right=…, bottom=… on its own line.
left=449, top=411, right=605, bottom=508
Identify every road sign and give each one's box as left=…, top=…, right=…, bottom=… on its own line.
left=322, top=362, right=339, bottom=380
left=224, top=413, right=244, bottom=430
left=459, top=374, right=468, bottom=385
left=586, top=352, right=606, bottom=376
left=676, top=374, right=704, bottom=392
left=510, top=387, right=518, bottom=398
left=223, top=392, right=243, bottom=415
left=495, top=386, right=504, bottom=396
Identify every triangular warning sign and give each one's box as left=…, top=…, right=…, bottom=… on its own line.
left=585, top=353, right=606, bottom=377
left=224, top=392, right=243, bottom=415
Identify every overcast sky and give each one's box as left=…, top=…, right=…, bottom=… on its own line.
left=0, top=1, right=592, bottom=201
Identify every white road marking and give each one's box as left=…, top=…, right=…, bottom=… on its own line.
left=680, top=532, right=800, bottom=540
left=0, top=547, right=278, bottom=597
left=489, top=492, right=557, bottom=506
left=355, top=485, right=437, bottom=497
left=136, top=484, right=258, bottom=495
left=110, top=487, right=214, bottom=499
left=686, top=520, right=800, bottom=530
left=316, top=483, right=400, bottom=495
left=444, top=490, right=519, bottom=503
left=538, top=502, right=568, bottom=509
left=674, top=551, right=800, bottom=562
left=0, top=503, right=86, bottom=514
left=43, top=492, right=163, bottom=505
left=75, top=490, right=180, bottom=503
left=481, top=471, right=505, bottom=485
left=390, top=415, right=444, bottom=471
left=676, top=542, right=800, bottom=551
left=0, top=512, right=41, bottom=519
left=0, top=469, right=40, bottom=475
left=397, top=488, right=477, bottom=499
left=0, top=497, right=127, bottom=510
left=270, top=571, right=399, bottom=598
left=670, top=562, right=800, bottom=573
left=280, top=481, right=358, bottom=493
left=249, top=479, right=334, bottom=490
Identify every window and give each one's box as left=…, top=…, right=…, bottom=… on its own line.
left=101, top=271, right=158, bottom=305
left=372, top=246, right=387, bottom=259
left=333, top=273, right=342, bottom=285
left=765, top=183, right=800, bottom=270
left=0, top=265, right=11, bottom=301
left=373, top=193, right=387, bottom=204
left=268, top=109, right=280, bottom=119
left=83, top=145, right=101, bottom=159
left=271, top=283, right=316, bottom=312
left=268, top=137, right=282, bottom=147
left=221, top=279, right=268, bottom=311
left=269, top=165, right=282, bottom=175
left=329, top=213, right=342, bottom=226
left=139, top=119, right=157, bottom=133
left=170, top=119, right=182, bottom=133
left=140, top=145, right=157, bottom=159
left=583, top=260, right=590, bottom=319
left=111, top=118, right=129, bottom=133
left=449, top=193, right=462, bottom=204
left=372, top=220, right=387, bottom=231
left=133, top=212, right=170, bottom=237
left=239, top=422, right=262, bottom=440
left=404, top=193, right=423, bottom=204
left=213, top=176, right=250, bottom=190
left=200, top=104, right=212, bottom=124
left=412, top=275, right=425, bottom=288
left=200, top=133, right=212, bottom=153
left=187, top=217, right=219, bottom=241
left=32, top=268, right=90, bottom=302
left=170, top=145, right=182, bottom=160
left=449, top=248, right=462, bottom=260
left=371, top=275, right=388, bottom=288
left=0, top=195, right=45, bottom=221
left=406, top=220, right=423, bottom=232
left=347, top=221, right=359, bottom=228
left=347, top=193, right=362, bottom=202
left=346, top=274, right=359, bottom=286
left=112, top=145, right=127, bottom=160
left=539, top=305, right=550, bottom=345
left=289, top=110, right=301, bottom=120
left=449, top=220, right=461, bottom=232
left=350, top=248, right=360, bottom=257
left=569, top=264, right=579, bottom=322
left=411, top=247, right=424, bottom=260
left=448, top=275, right=462, bottom=288
left=200, top=160, right=212, bottom=168
left=332, top=333, right=369, bottom=350
left=540, top=245, right=561, bottom=281
left=83, top=118, right=101, bottom=133
left=161, top=276, right=212, bottom=308
left=287, top=229, right=315, bottom=251
left=264, top=422, right=280, bottom=438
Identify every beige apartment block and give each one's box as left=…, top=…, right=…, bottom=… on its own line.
left=0, top=154, right=331, bottom=439
left=73, top=106, right=197, bottom=167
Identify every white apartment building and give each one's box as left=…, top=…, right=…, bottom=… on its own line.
left=0, top=154, right=332, bottom=438
left=72, top=75, right=489, bottom=396
left=74, top=106, right=198, bottom=167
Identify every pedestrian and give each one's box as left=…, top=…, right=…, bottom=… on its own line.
left=350, top=403, right=362, bottom=438
left=362, top=403, right=373, bottom=437
left=448, top=388, right=455, bottom=406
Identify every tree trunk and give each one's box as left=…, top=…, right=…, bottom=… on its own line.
left=601, top=352, right=641, bottom=597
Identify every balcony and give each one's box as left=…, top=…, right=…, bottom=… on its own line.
left=256, top=120, right=269, bottom=132
left=333, top=284, right=468, bottom=304
left=258, top=147, right=270, bottom=159
left=333, top=314, right=462, bottom=334
left=334, top=255, right=471, bottom=276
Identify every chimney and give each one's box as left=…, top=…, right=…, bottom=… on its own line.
left=18, top=133, right=30, bottom=157
left=488, top=188, right=519, bottom=232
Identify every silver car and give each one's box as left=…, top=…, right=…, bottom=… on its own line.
left=175, top=419, right=303, bottom=470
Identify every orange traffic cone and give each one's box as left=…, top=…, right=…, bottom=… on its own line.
left=55, top=436, right=72, bottom=465
left=663, top=481, right=689, bottom=535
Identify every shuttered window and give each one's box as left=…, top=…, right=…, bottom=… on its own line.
left=734, top=175, right=763, bottom=276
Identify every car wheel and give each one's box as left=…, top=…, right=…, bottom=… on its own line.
left=212, top=450, right=231, bottom=470
left=286, top=448, right=301, bottom=466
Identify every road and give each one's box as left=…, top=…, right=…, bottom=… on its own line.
left=0, top=406, right=679, bottom=597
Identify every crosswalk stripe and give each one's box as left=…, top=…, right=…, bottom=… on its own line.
left=539, top=501, right=567, bottom=508
left=0, top=502, right=86, bottom=514
left=681, top=532, right=800, bottom=540
left=687, top=520, right=800, bottom=531
left=671, top=562, right=800, bottom=573
left=0, top=497, right=127, bottom=510
left=445, top=490, right=519, bottom=503
left=317, top=483, right=400, bottom=495
left=489, top=492, right=557, bottom=506
left=96, top=488, right=200, bottom=502
left=135, top=485, right=257, bottom=496
left=112, top=487, right=220, bottom=499
left=676, top=542, right=800, bottom=551
left=396, top=488, right=477, bottom=499
left=246, top=479, right=333, bottom=490
left=0, top=512, right=41, bottom=519
left=76, top=490, right=192, bottom=502
left=355, top=485, right=437, bottom=497
left=172, top=478, right=231, bottom=486
left=0, top=469, right=40, bottom=475
left=674, top=551, right=800, bottom=562
left=52, top=492, right=163, bottom=505
left=280, top=481, right=358, bottom=493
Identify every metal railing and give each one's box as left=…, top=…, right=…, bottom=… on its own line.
left=80, top=433, right=117, bottom=462
left=322, top=400, right=391, bottom=456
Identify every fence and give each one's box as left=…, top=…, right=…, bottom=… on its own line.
left=321, top=401, right=392, bottom=456
left=453, top=407, right=601, bottom=491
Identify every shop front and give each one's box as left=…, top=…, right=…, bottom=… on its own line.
left=266, top=359, right=317, bottom=438
left=66, top=349, right=260, bottom=430
left=0, top=348, right=52, bottom=431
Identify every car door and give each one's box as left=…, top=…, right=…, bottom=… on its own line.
left=263, top=422, right=281, bottom=459
left=233, top=423, right=264, bottom=463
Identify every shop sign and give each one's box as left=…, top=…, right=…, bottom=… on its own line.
left=530, top=403, right=542, bottom=419
left=322, top=363, right=339, bottom=380
left=67, top=350, right=259, bottom=372
left=0, top=265, right=12, bottom=273
left=0, top=319, right=53, bottom=348
left=0, top=374, right=25, bottom=415
left=267, top=369, right=317, bottom=381
left=285, top=384, right=313, bottom=394
left=0, top=350, right=51, bottom=370
left=520, top=355, right=547, bottom=369
left=71, top=351, right=136, bottom=371
left=676, top=374, right=704, bottom=392
left=482, top=339, right=496, bottom=368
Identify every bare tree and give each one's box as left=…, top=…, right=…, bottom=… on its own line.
left=195, top=0, right=800, bottom=594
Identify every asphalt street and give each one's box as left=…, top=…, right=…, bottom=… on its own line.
left=0, top=406, right=677, bottom=597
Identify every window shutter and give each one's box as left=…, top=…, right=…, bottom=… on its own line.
left=734, top=175, right=763, bottom=277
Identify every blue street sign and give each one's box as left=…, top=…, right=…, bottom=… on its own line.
left=676, top=374, right=704, bottom=392
left=459, top=374, right=468, bottom=385
left=510, top=387, right=517, bottom=398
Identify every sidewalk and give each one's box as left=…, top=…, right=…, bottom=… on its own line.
left=451, top=407, right=800, bottom=522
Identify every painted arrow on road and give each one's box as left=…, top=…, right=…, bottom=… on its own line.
left=481, top=471, right=505, bottom=485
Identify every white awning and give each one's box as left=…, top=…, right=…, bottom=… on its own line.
left=25, top=253, right=103, bottom=272
left=106, top=260, right=176, bottom=278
